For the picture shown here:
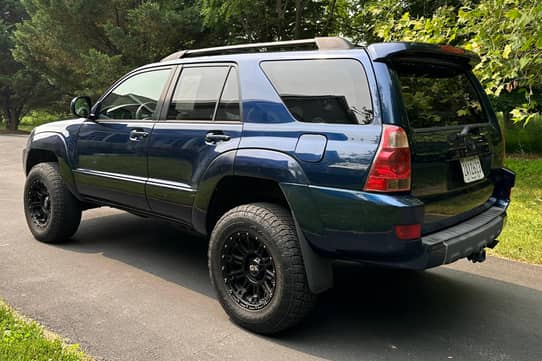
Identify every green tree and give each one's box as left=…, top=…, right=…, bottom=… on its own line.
left=0, top=0, right=55, bottom=130
left=355, top=0, right=542, bottom=123
left=13, top=0, right=209, bottom=101
left=200, top=0, right=343, bottom=43
left=459, top=1, right=542, bottom=123
left=339, top=0, right=464, bottom=44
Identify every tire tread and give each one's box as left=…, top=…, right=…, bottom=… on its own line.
left=24, top=162, right=81, bottom=243
left=209, top=202, right=316, bottom=334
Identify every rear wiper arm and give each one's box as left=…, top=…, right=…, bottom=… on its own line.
left=459, top=124, right=480, bottom=136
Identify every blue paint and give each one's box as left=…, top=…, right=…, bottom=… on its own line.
left=22, top=42, right=514, bottom=270
left=295, top=134, right=327, bottom=163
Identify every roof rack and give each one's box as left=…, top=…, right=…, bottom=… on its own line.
left=161, top=37, right=355, bottom=62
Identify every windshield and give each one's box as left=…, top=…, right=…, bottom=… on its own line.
left=395, top=62, right=487, bottom=129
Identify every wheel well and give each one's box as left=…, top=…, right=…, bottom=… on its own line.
left=26, top=149, right=57, bottom=174
left=206, top=176, right=289, bottom=233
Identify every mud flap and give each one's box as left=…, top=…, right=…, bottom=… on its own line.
left=292, top=217, right=333, bottom=294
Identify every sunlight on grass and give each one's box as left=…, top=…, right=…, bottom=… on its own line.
left=0, top=301, right=91, bottom=361
left=489, top=157, right=542, bottom=264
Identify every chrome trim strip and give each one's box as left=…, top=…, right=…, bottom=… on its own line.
left=147, top=178, right=195, bottom=192
left=74, top=168, right=147, bottom=184
left=74, top=168, right=195, bottom=192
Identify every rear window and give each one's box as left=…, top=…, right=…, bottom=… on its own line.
left=396, top=62, right=487, bottom=128
left=261, top=59, right=373, bottom=124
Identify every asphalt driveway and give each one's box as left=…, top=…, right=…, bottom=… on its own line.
left=1, top=134, right=541, bottom=361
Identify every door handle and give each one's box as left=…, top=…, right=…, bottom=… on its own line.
left=130, top=129, right=149, bottom=141
left=205, top=132, right=231, bottom=143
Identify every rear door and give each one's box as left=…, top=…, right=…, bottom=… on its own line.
left=391, top=61, right=503, bottom=233
left=146, top=64, right=242, bottom=223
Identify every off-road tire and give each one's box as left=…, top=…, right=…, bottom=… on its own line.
left=209, top=202, right=316, bottom=334
left=24, top=162, right=81, bottom=243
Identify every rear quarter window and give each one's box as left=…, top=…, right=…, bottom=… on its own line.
left=261, top=59, right=373, bottom=124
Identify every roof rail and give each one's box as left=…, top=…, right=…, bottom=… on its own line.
left=161, top=37, right=355, bottom=62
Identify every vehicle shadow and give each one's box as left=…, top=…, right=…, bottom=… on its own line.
left=63, top=211, right=541, bottom=361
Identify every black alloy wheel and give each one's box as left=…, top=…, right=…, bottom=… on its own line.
left=221, top=230, right=277, bottom=311
left=27, top=179, right=51, bottom=227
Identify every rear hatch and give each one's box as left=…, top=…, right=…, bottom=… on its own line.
left=390, top=57, right=502, bottom=234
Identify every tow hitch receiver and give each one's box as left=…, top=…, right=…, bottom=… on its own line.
left=468, top=249, right=487, bottom=263
left=468, top=239, right=499, bottom=263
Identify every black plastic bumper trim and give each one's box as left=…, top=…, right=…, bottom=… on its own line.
left=423, top=206, right=506, bottom=267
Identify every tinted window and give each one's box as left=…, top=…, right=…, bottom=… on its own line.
left=167, top=67, right=229, bottom=120
left=261, top=59, right=373, bottom=124
left=99, top=69, right=171, bottom=120
left=215, top=68, right=241, bottom=121
left=396, top=62, right=487, bottom=128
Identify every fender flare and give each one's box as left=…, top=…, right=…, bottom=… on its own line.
left=25, top=131, right=79, bottom=198
left=194, top=148, right=333, bottom=294
left=192, top=150, right=237, bottom=235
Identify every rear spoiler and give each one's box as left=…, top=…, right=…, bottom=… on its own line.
left=366, top=42, right=480, bottom=68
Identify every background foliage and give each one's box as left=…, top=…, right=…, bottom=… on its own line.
left=0, top=0, right=540, bottom=145
left=0, top=0, right=57, bottom=130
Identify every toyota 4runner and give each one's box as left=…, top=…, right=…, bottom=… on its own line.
left=22, top=37, right=515, bottom=334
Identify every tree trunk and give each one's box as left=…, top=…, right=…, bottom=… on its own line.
left=3, top=100, right=20, bottom=131
left=6, top=112, right=20, bottom=131
left=276, top=0, right=284, bottom=38
left=324, top=0, right=337, bottom=36
left=294, top=0, right=304, bottom=39
left=503, top=109, right=514, bottom=128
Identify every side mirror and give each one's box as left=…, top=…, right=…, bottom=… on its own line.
left=70, top=96, right=92, bottom=118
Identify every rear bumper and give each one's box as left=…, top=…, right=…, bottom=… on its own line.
left=330, top=204, right=507, bottom=270
left=413, top=206, right=506, bottom=269
left=282, top=167, right=514, bottom=270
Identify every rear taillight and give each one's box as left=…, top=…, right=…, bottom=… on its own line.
left=364, top=125, right=411, bottom=192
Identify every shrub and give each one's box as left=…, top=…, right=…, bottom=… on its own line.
left=505, top=116, right=542, bottom=154
left=19, top=110, right=69, bottom=128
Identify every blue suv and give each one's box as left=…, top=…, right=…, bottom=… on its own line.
left=22, top=37, right=515, bottom=333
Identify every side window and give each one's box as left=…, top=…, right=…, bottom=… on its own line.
left=98, top=68, right=171, bottom=120
left=167, top=67, right=229, bottom=121
left=215, top=68, right=241, bottom=121
left=261, top=59, right=373, bottom=124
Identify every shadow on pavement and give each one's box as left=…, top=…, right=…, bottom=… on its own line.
left=62, top=211, right=541, bottom=361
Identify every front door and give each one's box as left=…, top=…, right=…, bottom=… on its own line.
left=74, top=67, right=173, bottom=210
left=146, top=64, right=242, bottom=223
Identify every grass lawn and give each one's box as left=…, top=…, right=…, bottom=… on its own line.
left=489, top=156, right=542, bottom=264
left=0, top=301, right=91, bottom=361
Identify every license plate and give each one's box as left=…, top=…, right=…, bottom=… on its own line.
left=460, top=156, right=484, bottom=183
